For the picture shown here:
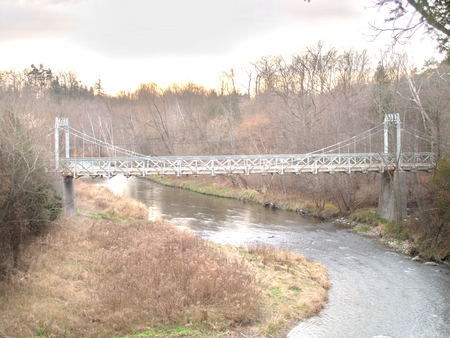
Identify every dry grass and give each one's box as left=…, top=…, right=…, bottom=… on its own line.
left=0, top=215, right=96, bottom=337
left=75, top=180, right=148, bottom=220
left=243, top=242, right=330, bottom=336
left=0, top=180, right=330, bottom=338
left=86, top=220, right=259, bottom=334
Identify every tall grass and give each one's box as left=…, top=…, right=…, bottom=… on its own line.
left=0, top=181, right=259, bottom=337
left=87, top=219, right=259, bottom=333
left=75, top=180, right=148, bottom=220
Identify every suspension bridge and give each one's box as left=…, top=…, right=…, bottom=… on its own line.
left=54, top=115, right=437, bottom=178
left=52, top=114, right=444, bottom=221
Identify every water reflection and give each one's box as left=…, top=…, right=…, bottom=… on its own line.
left=88, top=176, right=450, bottom=338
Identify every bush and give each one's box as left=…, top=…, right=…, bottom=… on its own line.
left=0, top=108, right=62, bottom=268
left=433, top=154, right=450, bottom=223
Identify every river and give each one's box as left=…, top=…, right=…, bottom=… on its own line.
left=89, top=175, right=450, bottom=338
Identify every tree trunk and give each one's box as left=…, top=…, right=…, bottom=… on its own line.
left=11, top=232, right=21, bottom=268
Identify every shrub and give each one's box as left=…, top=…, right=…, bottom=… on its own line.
left=87, top=219, right=260, bottom=333
left=433, top=154, right=450, bottom=223
left=0, top=108, right=62, bottom=268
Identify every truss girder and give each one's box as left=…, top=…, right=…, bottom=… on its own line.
left=58, top=152, right=437, bottom=178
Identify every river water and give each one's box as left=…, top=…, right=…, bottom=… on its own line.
left=90, top=176, right=450, bottom=338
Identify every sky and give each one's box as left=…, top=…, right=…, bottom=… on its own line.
left=0, top=0, right=443, bottom=95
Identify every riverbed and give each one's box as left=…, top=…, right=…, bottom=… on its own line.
left=89, top=176, right=450, bottom=338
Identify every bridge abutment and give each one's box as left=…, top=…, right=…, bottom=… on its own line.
left=378, top=170, right=407, bottom=221
left=52, top=176, right=77, bottom=217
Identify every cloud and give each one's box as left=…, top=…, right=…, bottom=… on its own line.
left=2, top=0, right=373, bottom=62
left=0, top=0, right=80, bottom=43
left=66, top=0, right=288, bottom=59
left=47, top=0, right=86, bottom=4
left=277, top=0, right=365, bottom=24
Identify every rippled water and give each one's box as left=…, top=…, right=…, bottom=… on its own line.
left=90, top=176, right=450, bottom=338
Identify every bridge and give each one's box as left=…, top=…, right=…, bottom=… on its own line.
left=57, top=152, right=436, bottom=178
left=52, top=114, right=443, bottom=221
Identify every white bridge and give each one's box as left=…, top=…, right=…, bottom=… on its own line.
left=53, top=115, right=445, bottom=221
left=54, top=114, right=438, bottom=178
left=58, top=152, right=436, bottom=178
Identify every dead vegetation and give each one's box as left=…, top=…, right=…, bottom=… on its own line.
left=243, top=242, right=330, bottom=336
left=75, top=181, right=148, bottom=220
left=0, top=180, right=330, bottom=338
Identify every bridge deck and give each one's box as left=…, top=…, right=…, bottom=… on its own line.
left=58, top=152, right=436, bottom=178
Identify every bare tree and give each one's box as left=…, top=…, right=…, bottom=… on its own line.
left=133, top=83, right=174, bottom=155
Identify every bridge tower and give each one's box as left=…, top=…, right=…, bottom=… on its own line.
left=378, top=113, right=407, bottom=221
left=54, top=117, right=70, bottom=169
left=54, top=118, right=77, bottom=216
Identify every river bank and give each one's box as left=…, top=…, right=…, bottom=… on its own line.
left=334, top=215, right=449, bottom=266
left=0, top=180, right=330, bottom=338
left=146, top=175, right=449, bottom=264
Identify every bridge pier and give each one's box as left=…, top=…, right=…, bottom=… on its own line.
left=378, top=170, right=407, bottom=221
left=52, top=176, right=77, bottom=217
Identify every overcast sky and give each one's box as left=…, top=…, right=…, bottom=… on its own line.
left=0, top=0, right=442, bottom=95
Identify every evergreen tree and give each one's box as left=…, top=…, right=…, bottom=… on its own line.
left=95, top=76, right=105, bottom=96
